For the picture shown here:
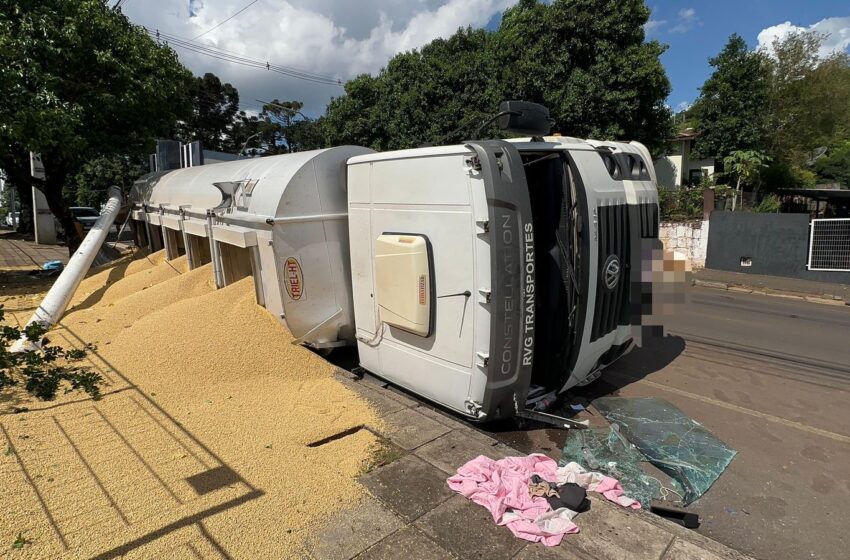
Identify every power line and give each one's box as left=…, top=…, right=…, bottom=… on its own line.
left=151, top=28, right=340, bottom=82
left=163, top=30, right=340, bottom=84
left=192, top=0, right=261, bottom=40
left=147, top=28, right=343, bottom=87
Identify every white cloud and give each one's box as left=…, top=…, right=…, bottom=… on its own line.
left=674, top=101, right=692, bottom=113
left=644, top=18, right=666, bottom=36
left=669, top=7, right=699, bottom=34
left=758, top=17, right=850, bottom=58
left=124, top=0, right=511, bottom=116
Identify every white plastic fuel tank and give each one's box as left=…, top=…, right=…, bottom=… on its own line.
left=129, top=146, right=374, bottom=347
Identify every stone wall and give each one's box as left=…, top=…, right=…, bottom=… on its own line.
left=659, top=220, right=709, bottom=268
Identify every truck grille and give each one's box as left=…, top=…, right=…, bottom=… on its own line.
left=638, top=202, right=659, bottom=238
left=590, top=204, right=630, bottom=342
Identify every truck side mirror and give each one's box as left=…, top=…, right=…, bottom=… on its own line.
left=496, top=101, right=553, bottom=136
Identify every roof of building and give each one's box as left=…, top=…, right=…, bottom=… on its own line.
left=670, top=128, right=702, bottom=141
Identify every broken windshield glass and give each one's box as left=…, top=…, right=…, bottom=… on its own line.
left=561, top=426, right=664, bottom=507
left=592, top=397, right=737, bottom=505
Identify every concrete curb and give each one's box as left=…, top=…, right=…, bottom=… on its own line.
left=692, top=278, right=849, bottom=307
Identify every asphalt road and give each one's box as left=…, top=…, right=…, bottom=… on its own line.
left=485, top=287, right=850, bottom=560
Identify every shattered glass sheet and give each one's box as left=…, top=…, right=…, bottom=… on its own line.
left=593, top=397, right=737, bottom=505
left=561, top=426, right=663, bottom=507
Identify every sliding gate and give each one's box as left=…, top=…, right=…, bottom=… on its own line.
left=808, top=218, right=850, bottom=271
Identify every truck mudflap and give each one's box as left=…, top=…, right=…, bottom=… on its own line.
left=466, top=141, right=536, bottom=420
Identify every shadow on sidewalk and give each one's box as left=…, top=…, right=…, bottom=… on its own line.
left=0, top=322, right=263, bottom=559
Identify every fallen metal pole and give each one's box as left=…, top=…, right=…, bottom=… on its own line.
left=12, top=186, right=123, bottom=348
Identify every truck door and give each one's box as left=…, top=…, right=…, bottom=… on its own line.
left=347, top=149, right=478, bottom=413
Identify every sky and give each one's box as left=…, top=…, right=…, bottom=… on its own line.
left=121, top=0, right=850, bottom=118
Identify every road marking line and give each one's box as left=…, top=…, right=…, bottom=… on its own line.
left=619, top=377, right=850, bottom=445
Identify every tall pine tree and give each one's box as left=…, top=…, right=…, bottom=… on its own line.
left=691, top=34, right=770, bottom=160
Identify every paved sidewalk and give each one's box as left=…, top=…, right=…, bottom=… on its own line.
left=0, top=232, right=68, bottom=269
left=694, top=268, right=850, bottom=304
left=305, top=372, right=754, bottom=560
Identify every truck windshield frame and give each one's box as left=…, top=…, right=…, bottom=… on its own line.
left=522, top=150, right=585, bottom=391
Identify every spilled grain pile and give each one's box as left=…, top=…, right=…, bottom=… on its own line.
left=0, top=252, right=382, bottom=559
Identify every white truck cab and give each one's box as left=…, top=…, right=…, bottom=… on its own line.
left=346, top=136, right=658, bottom=421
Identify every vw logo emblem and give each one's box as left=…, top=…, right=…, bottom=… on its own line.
left=602, top=255, right=620, bottom=291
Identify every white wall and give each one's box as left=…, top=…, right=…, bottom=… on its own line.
left=654, top=153, right=682, bottom=189
left=659, top=219, right=709, bottom=268
left=653, top=139, right=715, bottom=190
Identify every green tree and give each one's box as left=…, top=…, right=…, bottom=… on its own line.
left=70, top=155, right=148, bottom=208
left=764, top=31, right=850, bottom=163
left=256, top=100, right=315, bottom=154
left=222, top=110, right=259, bottom=155
left=723, top=150, right=770, bottom=211
left=324, top=0, right=672, bottom=153
left=324, top=27, right=493, bottom=150
left=490, top=0, right=672, bottom=151
left=691, top=34, right=771, bottom=161
left=814, top=140, right=850, bottom=187
left=286, top=117, right=325, bottom=152
left=178, top=73, right=240, bottom=152
left=0, top=0, right=192, bottom=254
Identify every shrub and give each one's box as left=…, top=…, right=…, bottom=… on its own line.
left=754, top=194, right=780, bottom=213
left=659, top=186, right=705, bottom=221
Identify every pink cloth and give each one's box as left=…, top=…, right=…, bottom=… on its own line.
left=447, top=454, right=640, bottom=547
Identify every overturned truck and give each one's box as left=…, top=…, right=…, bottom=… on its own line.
left=128, top=108, right=659, bottom=424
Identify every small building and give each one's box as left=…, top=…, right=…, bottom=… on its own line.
left=653, top=129, right=716, bottom=190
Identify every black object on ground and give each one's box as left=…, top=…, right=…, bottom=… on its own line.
left=650, top=503, right=700, bottom=529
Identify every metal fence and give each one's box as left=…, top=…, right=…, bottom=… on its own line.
left=808, top=218, right=850, bottom=271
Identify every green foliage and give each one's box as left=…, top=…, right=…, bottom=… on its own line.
left=0, top=0, right=193, bottom=250
left=723, top=150, right=770, bottom=211
left=69, top=155, right=148, bottom=208
left=765, top=32, right=850, bottom=163
left=178, top=73, right=240, bottom=152
left=255, top=100, right=322, bottom=154
left=11, top=532, right=30, bottom=550
left=219, top=100, right=325, bottom=155
left=0, top=305, right=102, bottom=401
left=691, top=35, right=771, bottom=160
left=723, top=150, right=771, bottom=187
left=658, top=186, right=705, bottom=221
left=753, top=194, right=780, bottom=213
left=691, top=30, right=850, bottom=197
left=814, top=140, right=850, bottom=187
left=762, top=160, right=818, bottom=190
left=324, top=0, right=672, bottom=153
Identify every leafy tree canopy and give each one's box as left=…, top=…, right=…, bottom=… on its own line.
left=324, top=0, right=672, bottom=153
left=177, top=73, right=240, bottom=152
left=0, top=0, right=192, bottom=252
left=691, top=30, right=850, bottom=191
left=70, top=154, right=148, bottom=208
left=814, top=140, right=850, bottom=187
left=765, top=32, right=850, bottom=163
left=691, top=34, right=771, bottom=160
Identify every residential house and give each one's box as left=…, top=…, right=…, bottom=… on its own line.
left=654, top=129, right=716, bottom=190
